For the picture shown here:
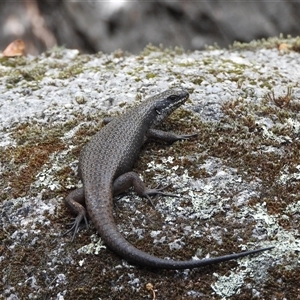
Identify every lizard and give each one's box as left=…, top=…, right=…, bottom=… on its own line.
left=64, top=88, right=273, bottom=269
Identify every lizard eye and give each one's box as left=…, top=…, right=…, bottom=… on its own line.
left=155, top=109, right=161, bottom=115
left=168, top=95, right=177, bottom=101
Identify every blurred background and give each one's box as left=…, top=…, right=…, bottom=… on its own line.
left=1, top=0, right=300, bottom=55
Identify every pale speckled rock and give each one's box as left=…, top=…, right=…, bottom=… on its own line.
left=1, top=38, right=300, bottom=299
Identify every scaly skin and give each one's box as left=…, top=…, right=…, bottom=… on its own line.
left=65, top=88, right=273, bottom=269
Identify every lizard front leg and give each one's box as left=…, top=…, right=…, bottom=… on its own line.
left=147, top=128, right=197, bottom=143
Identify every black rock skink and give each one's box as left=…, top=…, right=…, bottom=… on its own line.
left=65, top=88, right=273, bottom=269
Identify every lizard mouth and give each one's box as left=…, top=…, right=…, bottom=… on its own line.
left=154, top=88, right=190, bottom=120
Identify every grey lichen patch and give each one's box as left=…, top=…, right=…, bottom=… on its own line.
left=224, top=200, right=300, bottom=287
left=284, top=199, right=300, bottom=215
left=211, top=241, right=273, bottom=298
left=2, top=37, right=300, bottom=299
left=74, top=93, right=87, bottom=104
left=77, top=234, right=106, bottom=255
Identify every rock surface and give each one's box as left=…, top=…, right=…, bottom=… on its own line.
left=1, top=37, right=300, bottom=299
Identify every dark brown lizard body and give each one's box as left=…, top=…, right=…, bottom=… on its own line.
left=65, top=88, right=273, bottom=269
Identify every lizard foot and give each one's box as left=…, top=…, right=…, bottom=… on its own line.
left=62, top=213, right=89, bottom=242
left=143, top=184, right=179, bottom=208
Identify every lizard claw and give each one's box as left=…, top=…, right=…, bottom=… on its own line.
left=145, top=194, right=156, bottom=208
left=62, top=213, right=89, bottom=242
left=177, top=133, right=198, bottom=140
left=143, top=185, right=179, bottom=208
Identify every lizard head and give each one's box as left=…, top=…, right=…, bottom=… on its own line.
left=151, top=88, right=189, bottom=125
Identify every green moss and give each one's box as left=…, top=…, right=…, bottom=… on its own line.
left=0, top=56, right=27, bottom=67
left=140, top=44, right=165, bottom=56
left=6, top=70, right=23, bottom=86
left=230, top=34, right=300, bottom=52
left=58, top=63, right=84, bottom=79
left=5, top=62, right=47, bottom=88
left=191, top=76, right=205, bottom=85
left=146, top=73, right=157, bottom=79
left=44, top=45, right=67, bottom=59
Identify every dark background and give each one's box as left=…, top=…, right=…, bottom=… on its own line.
left=1, top=0, right=300, bottom=55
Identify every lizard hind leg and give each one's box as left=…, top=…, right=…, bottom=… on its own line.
left=112, top=171, right=178, bottom=208
left=63, top=187, right=89, bottom=241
